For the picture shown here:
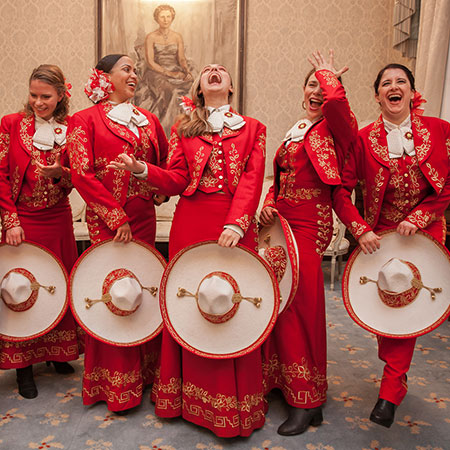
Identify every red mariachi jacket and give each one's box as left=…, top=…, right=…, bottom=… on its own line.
left=145, top=116, right=266, bottom=233
left=332, top=113, right=450, bottom=239
left=263, top=69, right=358, bottom=208
left=0, top=113, right=72, bottom=230
left=67, top=102, right=168, bottom=231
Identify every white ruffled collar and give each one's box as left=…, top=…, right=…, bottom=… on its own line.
left=206, top=105, right=245, bottom=134
left=283, top=119, right=313, bottom=145
left=106, top=102, right=149, bottom=137
left=33, top=116, right=67, bottom=151
left=383, top=116, right=415, bottom=159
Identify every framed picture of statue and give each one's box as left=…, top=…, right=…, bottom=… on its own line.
left=98, top=0, right=247, bottom=136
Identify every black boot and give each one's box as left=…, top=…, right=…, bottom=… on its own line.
left=47, top=361, right=75, bottom=374
left=16, top=365, right=38, bottom=399
left=369, top=398, right=397, bottom=428
left=277, top=405, right=323, bottom=436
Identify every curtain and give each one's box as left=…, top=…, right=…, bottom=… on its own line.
left=415, top=0, right=450, bottom=116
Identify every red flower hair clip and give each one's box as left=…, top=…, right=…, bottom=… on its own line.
left=411, top=91, right=427, bottom=116
left=179, top=96, right=196, bottom=113
left=84, top=68, right=115, bottom=103
left=64, top=80, right=72, bottom=98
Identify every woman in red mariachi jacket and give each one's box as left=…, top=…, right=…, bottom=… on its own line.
left=0, top=65, right=81, bottom=398
left=259, top=51, right=357, bottom=435
left=67, top=54, right=168, bottom=414
left=109, top=63, right=266, bottom=436
left=333, top=63, right=450, bottom=428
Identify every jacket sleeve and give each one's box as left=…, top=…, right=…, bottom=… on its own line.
left=406, top=120, right=450, bottom=228
left=316, top=69, right=358, bottom=168
left=153, top=114, right=169, bottom=170
left=225, top=122, right=266, bottom=233
left=0, top=116, right=21, bottom=229
left=67, top=113, right=128, bottom=231
left=145, top=125, right=190, bottom=196
left=332, top=139, right=372, bottom=239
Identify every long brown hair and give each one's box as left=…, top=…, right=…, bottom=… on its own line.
left=23, top=64, right=70, bottom=123
left=177, top=68, right=234, bottom=138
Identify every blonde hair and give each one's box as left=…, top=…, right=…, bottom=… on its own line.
left=23, top=64, right=69, bottom=123
left=177, top=68, right=234, bottom=138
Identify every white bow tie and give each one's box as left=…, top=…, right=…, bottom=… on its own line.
left=384, top=118, right=415, bottom=159
left=107, top=103, right=149, bottom=137
left=283, top=119, right=313, bottom=145
left=33, top=118, right=67, bottom=151
left=207, top=106, right=245, bottom=133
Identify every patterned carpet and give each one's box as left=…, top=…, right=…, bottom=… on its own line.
left=1, top=263, right=449, bottom=450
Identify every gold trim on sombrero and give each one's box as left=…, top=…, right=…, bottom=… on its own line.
left=360, top=258, right=442, bottom=308
left=84, top=268, right=158, bottom=316
left=177, top=271, right=262, bottom=324
left=1, top=268, right=56, bottom=312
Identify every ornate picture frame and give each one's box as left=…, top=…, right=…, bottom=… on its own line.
left=97, top=0, right=247, bottom=136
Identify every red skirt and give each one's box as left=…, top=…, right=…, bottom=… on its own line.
left=262, top=193, right=332, bottom=408
left=152, top=191, right=266, bottom=438
left=0, top=200, right=82, bottom=369
left=82, top=196, right=161, bottom=412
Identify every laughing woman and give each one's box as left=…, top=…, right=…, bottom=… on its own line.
left=333, top=63, right=450, bottom=427
left=259, top=51, right=357, bottom=435
left=67, top=54, right=168, bottom=414
left=0, top=64, right=81, bottom=398
left=108, top=63, right=267, bottom=436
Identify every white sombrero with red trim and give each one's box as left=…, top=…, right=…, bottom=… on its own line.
left=342, top=229, right=450, bottom=338
left=258, top=214, right=299, bottom=314
left=160, top=241, right=280, bottom=358
left=0, top=241, right=69, bottom=341
left=70, top=239, right=166, bottom=346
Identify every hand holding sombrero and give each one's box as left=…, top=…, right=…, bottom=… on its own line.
left=343, top=229, right=450, bottom=338
left=160, top=241, right=280, bottom=359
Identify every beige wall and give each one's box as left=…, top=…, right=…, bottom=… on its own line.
left=0, top=0, right=410, bottom=170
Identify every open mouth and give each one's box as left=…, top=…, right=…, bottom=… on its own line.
left=388, top=94, right=402, bottom=104
left=208, top=72, right=222, bottom=84
left=309, top=98, right=323, bottom=110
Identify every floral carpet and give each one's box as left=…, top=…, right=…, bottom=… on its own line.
left=1, top=264, right=449, bottom=450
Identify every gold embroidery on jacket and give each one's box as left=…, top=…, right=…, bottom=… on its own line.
left=366, top=168, right=385, bottom=227
left=425, top=163, right=444, bottom=191
left=0, top=210, right=20, bottom=229
left=320, top=70, right=339, bottom=88
left=67, top=126, right=90, bottom=176
left=0, top=131, right=10, bottom=162
left=308, top=130, right=339, bottom=180
left=89, top=202, right=126, bottom=230
left=368, top=117, right=389, bottom=162
left=350, top=221, right=368, bottom=238
left=186, top=146, right=206, bottom=191
left=236, top=214, right=251, bottom=232
left=412, top=115, right=431, bottom=161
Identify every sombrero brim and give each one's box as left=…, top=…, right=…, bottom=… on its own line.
left=0, top=241, right=69, bottom=341
left=70, top=239, right=166, bottom=346
left=259, top=214, right=299, bottom=314
left=161, top=241, right=280, bottom=359
left=342, top=229, right=450, bottom=338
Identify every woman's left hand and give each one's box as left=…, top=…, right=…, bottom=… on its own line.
left=218, top=229, right=240, bottom=248
left=107, top=153, right=146, bottom=173
left=396, top=220, right=418, bottom=236
left=35, top=153, right=63, bottom=179
left=308, top=49, right=348, bottom=78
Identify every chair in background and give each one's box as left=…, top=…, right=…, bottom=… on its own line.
left=324, top=211, right=350, bottom=290
left=69, top=189, right=90, bottom=252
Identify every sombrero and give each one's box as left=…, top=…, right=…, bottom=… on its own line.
left=160, top=241, right=280, bottom=358
left=342, top=229, right=450, bottom=338
left=258, top=214, right=299, bottom=314
left=70, top=239, right=166, bottom=346
left=0, top=241, right=68, bottom=341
